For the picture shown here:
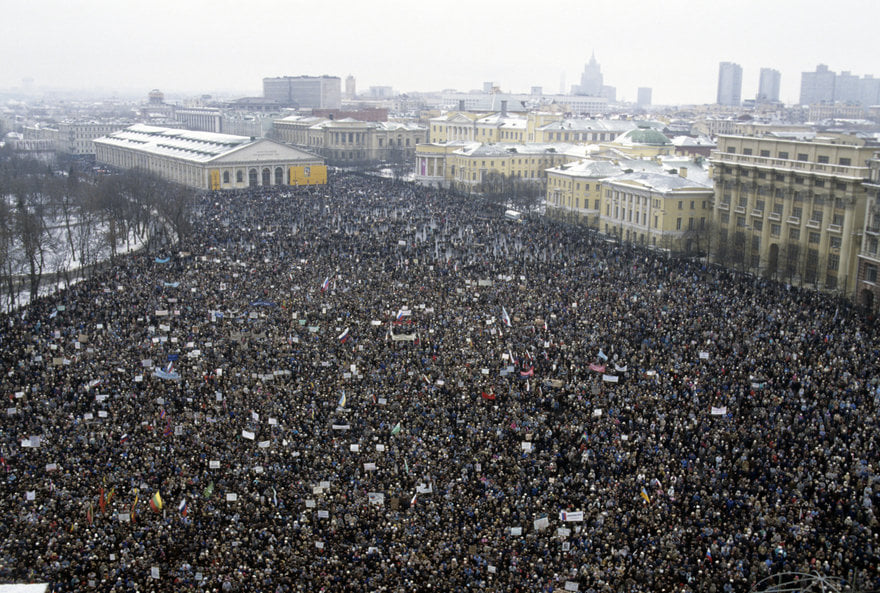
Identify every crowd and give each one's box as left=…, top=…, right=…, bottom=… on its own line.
left=1, top=174, right=878, bottom=593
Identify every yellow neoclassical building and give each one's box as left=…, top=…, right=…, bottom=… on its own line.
left=274, top=115, right=426, bottom=167
left=545, top=155, right=713, bottom=253
left=95, top=124, right=326, bottom=190
left=416, top=142, right=574, bottom=190
left=710, top=133, right=879, bottom=296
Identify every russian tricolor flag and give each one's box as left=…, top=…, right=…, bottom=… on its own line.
left=321, top=277, right=331, bottom=292
left=338, top=328, right=350, bottom=343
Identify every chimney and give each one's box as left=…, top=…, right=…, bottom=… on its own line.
left=458, top=100, right=465, bottom=111
left=501, top=100, right=508, bottom=117
left=679, top=167, right=688, bottom=178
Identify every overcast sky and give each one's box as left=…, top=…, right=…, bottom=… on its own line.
left=3, top=0, right=878, bottom=105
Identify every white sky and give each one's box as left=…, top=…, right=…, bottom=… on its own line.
left=2, top=0, right=878, bottom=105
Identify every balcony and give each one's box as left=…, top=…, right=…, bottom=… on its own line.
left=806, top=219, right=821, bottom=230
left=826, top=224, right=842, bottom=234
left=768, top=212, right=782, bottom=222
left=751, top=209, right=764, bottom=218
left=787, top=216, right=800, bottom=225
left=717, top=202, right=729, bottom=211
left=709, top=150, right=870, bottom=179
left=734, top=206, right=746, bottom=214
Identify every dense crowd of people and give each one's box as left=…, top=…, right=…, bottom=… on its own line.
left=1, top=174, right=878, bottom=593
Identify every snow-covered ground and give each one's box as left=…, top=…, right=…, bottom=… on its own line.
left=2, top=216, right=151, bottom=312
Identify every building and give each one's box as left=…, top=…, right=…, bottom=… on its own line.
left=414, top=141, right=572, bottom=190
left=575, top=53, right=604, bottom=96
left=175, top=108, right=223, bottom=133
left=545, top=155, right=713, bottom=253
left=440, top=91, right=609, bottom=116
left=856, top=155, right=880, bottom=311
left=262, top=76, right=342, bottom=109
left=601, top=165, right=714, bottom=253
left=800, top=64, right=837, bottom=105
left=274, top=115, right=426, bottom=167
left=94, top=124, right=326, bottom=190
left=757, top=68, right=781, bottom=103
left=345, top=75, right=356, bottom=100
left=602, top=126, right=674, bottom=158
left=717, top=62, right=743, bottom=107
left=637, top=87, right=652, bottom=108
left=710, top=133, right=879, bottom=298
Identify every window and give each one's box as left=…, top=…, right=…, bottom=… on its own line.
left=867, top=264, right=878, bottom=283
left=809, top=232, right=821, bottom=244
left=827, top=254, right=839, bottom=270
left=753, top=220, right=763, bottom=231
left=223, top=171, right=230, bottom=184
left=792, top=207, right=803, bottom=219
left=789, top=228, right=800, bottom=240
left=773, top=203, right=783, bottom=216
left=678, top=201, right=683, bottom=210
left=817, top=155, right=829, bottom=164
left=236, top=170, right=244, bottom=183
left=830, top=236, right=842, bottom=249
left=755, top=200, right=765, bottom=212
left=795, top=176, right=805, bottom=184
left=676, top=217, right=682, bottom=230
left=700, top=217, right=705, bottom=229
left=721, top=213, right=730, bottom=224
left=752, top=236, right=760, bottom=250
left=736, top=216, right=746, bottom=227
left=814, top=179, right=825, bottom=188
left=832, top=214, right=844, bottom=226
left=771, top=224, right=781, bottom=237
left=758, top=171, right=767, bottom=179
left=839, top=157, right=851, bottom=166
left=743, top=148, right=753, bottom=155
left=688, top=218, right=694, bottom=230
left=727, top=147, right=736, bottom=153
left=760, top=150, right=770, bottom=157
left=836, top=182, right=847, bottom=191
left=811, top=210, right=823, bottom=224
left=797, top=153, right=808, bottom=161
left=778, top=151, right=789, bottom=160
left=690, top=201, right=695, bottom=209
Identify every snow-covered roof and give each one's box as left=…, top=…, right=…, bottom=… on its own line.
left=538, top=119, right=640, bottom=133
left=606, top=170, right=712, bottom=193
left=94, top=124, right=254, bottom=163
left=455, top=143, right=576, bottom=157
left=671, top=135, right=716, bottom=147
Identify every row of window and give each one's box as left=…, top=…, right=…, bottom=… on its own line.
left=726, top=146, right=853, bottom=166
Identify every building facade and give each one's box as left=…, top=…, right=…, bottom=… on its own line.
left=55, top=121, right=132, bottom=155
left=637, top=87, right=652, bottom=108
left=274, top=116, right=425, bottom=167
left=175, top=108, right=223, bottom=133
left=262, top=76, right=342, bottom=109
left=856, top=155, right=880, bottom=311
left=717, top=62, right=743, bottom=107
left=711, top=134, right=878, bottom=297
left=757, top=68, right=781, bottom=103
left=95, top=125, right=326, bottom=190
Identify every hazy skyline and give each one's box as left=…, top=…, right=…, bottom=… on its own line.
left=3, top=0, right=879, bottom=106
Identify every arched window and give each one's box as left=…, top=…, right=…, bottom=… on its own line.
left=236, top=170, right=243, bottom=183
left=261, top=168, right=271, bottom=186
left=222, top=171, right=230, bottom=184
left=274, top=167, right=283, bottom=185
left=248, top=169, right=258, bottom=187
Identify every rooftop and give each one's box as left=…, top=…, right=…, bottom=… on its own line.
left=94, top=124, right=255, bottom=163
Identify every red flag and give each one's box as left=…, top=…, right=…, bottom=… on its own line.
left=99, top=487, right=106, bottom=514
left=481, top=392, right=495, bottom=401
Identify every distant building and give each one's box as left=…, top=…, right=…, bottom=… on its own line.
left=53, top=121, right=131, bottom=155
left=368, top=86, right=393, bottom=99
left=800, top=64, right=837, bottom=105
left=345, top=75, right=356, bottom=100
left=716, top=62, right=743, bottom=106
left=262, top=76, right=341, bottom=109
left=637, top=87, right=652, bottom=108
left=757, top=68, right=781, bottom=103
left=95, top=124, right=326, bottom=190
left=574, top=52, right=604, bottom=96
left=175, top=108, right=223, bottom=133
left=530, top=86, right=543, bottom=96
